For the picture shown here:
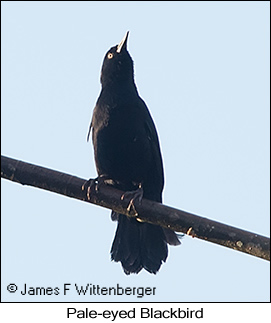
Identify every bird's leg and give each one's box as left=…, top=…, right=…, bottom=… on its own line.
left=81, top=177, right=99, bottom=200
left=120, top=183, right=143, bottom=214
left=81, top=174, right=115, bottom=200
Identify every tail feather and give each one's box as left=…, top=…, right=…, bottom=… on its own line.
left=140, top=223, right=168, bottom=274
left=110, top=213, right=179, bottom=275
left=111, top=214, right=142, bottom=274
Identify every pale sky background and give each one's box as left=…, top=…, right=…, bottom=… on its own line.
left=1, top=1, right=270, bottom=302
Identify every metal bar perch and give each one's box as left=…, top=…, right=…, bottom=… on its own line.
left=1, top=155, right=270, bottom=261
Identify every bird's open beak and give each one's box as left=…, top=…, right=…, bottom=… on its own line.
left=116, top=31, right=129, bottom=53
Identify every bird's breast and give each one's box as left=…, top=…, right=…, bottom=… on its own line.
left=92, top=105, right=151, bottom=185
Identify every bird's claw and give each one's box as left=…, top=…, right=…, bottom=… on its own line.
left=121, top=184, right=143, bottom=214
left=81, top=178, right=98, bottom=200
left=82, top=174, right=112, bottom=200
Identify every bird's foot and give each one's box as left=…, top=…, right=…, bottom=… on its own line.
left=120, top=183, right=143, bottom=215
left=82, top=174, right=114, bottom=200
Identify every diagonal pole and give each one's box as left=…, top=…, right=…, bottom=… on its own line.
left=1, top=155, right=270, bottom=261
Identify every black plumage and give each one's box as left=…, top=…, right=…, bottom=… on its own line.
left=88, top=32, right=180, bottom=275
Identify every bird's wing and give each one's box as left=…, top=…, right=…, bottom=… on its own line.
left=139, top=99, right=164, bottom=198
left=86, top=115, right=93, bottom=143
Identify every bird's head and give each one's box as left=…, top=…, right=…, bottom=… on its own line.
left=100, top=31, right=134, bottom=87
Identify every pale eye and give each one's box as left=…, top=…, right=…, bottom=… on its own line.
left=107, top=53, right=114, bottom=59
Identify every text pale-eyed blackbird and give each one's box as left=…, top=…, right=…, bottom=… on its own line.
left=88, top=32, right=180, bottom=275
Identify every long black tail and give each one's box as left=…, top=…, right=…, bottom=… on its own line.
left=110, top=213, right=180, bottom=275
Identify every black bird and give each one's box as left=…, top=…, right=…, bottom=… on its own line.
left=88, top=32, right=180, bottom=275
